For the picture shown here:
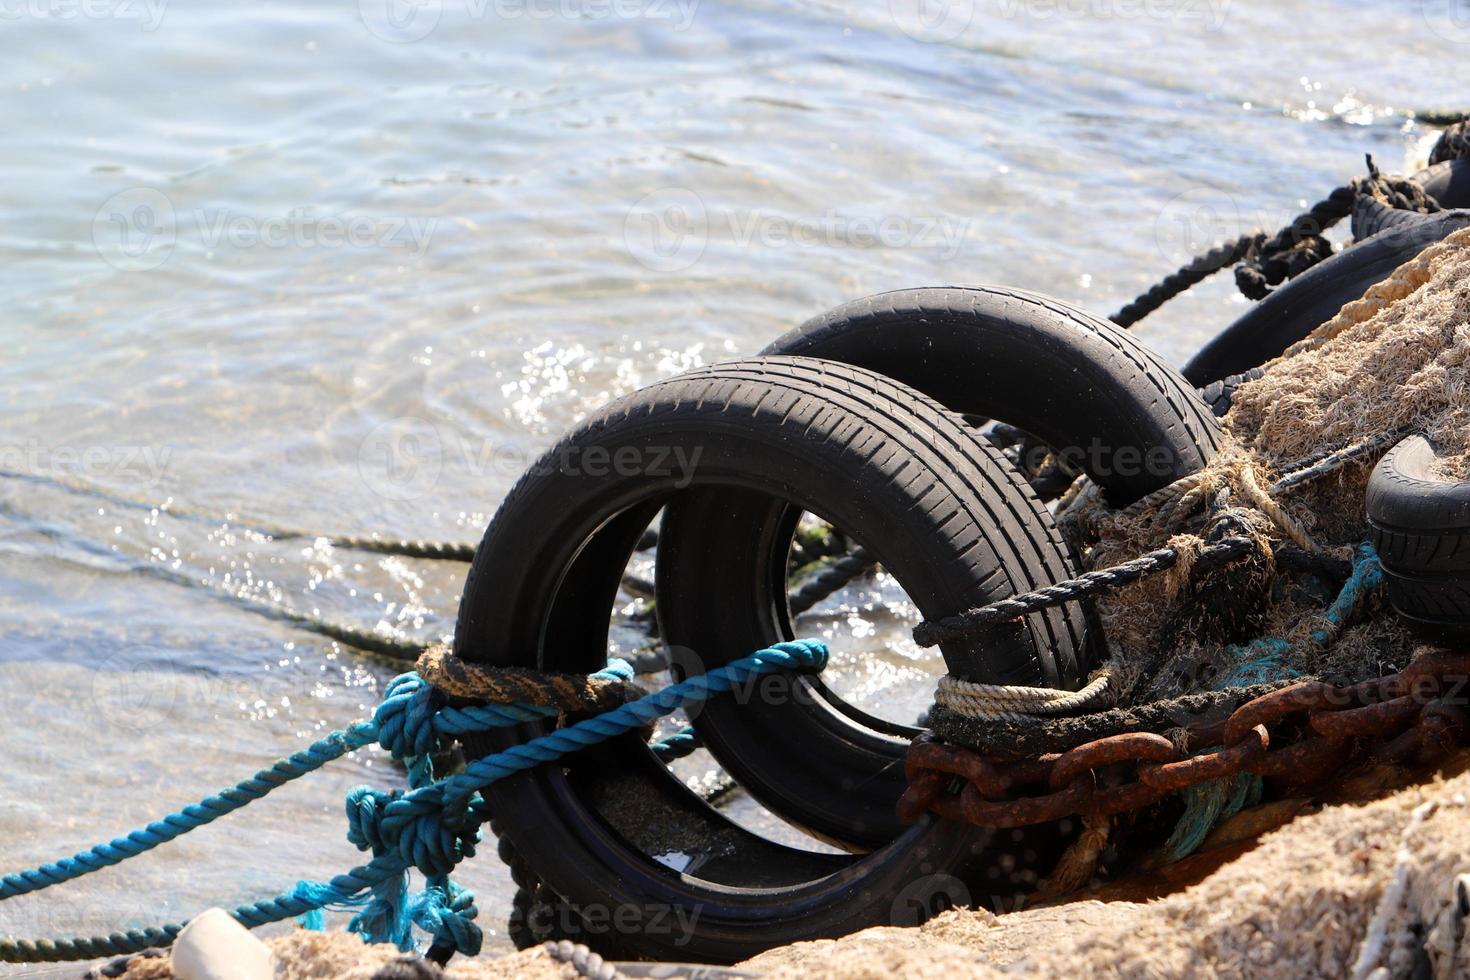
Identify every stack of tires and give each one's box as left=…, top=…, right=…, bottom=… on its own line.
left=1368, top=436, right=1470, bottom=634
left=455, top=288, right=1223, bottom=962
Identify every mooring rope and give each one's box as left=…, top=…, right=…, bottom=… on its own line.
left=5, top=461, right=870, bottom=666
left=1270, top=426, right=1415, bottom=494
left=414, top=645, right=646, bottom=712
left=911, top=535, right=1257, bottom=649
left=1094, top=428, right=1407, bottom=569
left=0, top=640, right=827, bottom=963
left=926, top=545, right=1383, bottom=750
left=1109, top=122, right=1470, bottom=328
left=1238, top=463, right=1315, bottom=551
left=0, top=466, right=480, bottom=562
left=915, top=525, right=1382, bottom=724
left=788, top=547, right=875, bottom=616
left=1109, top=232, right=1263, bottom=329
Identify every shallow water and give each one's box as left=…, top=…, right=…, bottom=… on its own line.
left=1, top=0, right=1466, bottom=968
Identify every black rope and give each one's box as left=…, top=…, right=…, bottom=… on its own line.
left=789, top=547, right=876, bottom=616
left=1232, top=183, right=1358, bottom=301
left=1231, top=156, right=1442, bottom=303
left=927, top=679, right=1296, bottom=758
left=0, top=466, right=479, bottom=561
left=1109, top=127, right=1470, bottom=329
left=1274, top=547, right=1352, bottom=584
left=1270, top=425, right=1415, bottom=495
left=1430, top=118, right=1470, bottom=166
left=1109, top=232, right=1262, bottom=328
left=310, top=535, right=474, bottom=561
left=911, top=536, right=1257, bottom=648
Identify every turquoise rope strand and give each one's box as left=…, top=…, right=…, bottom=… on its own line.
left=0, top=724, right=378, bottom=901
left=1166, top=544, right=1382, bottom=861
left=0, top=640, right=827, bottom=964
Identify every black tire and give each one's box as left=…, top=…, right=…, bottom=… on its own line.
left=1351, top=198, right=1441, bottom=241
left=1367, top=435, right=1470, bottom=630
left=1415, top=158, right=1470, bottom=209
left=1351, top=160, right=1470, bottom=241
left=1183, top=211, right=1470, bottom=385
left=654, top=359, right=1087, bottom=849
left=454, top=356, right=1078, bottom=962
left=1196, top=367, right=1266, bottom=418
left=1372, top=569, right=1470, bottom=629
left=759, top=286, right=1222, bottom=507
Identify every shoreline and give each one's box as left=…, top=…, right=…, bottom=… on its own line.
left=93, top=751, right=1470, bottom=979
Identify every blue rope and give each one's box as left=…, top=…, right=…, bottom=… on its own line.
left=0, top=640, right=827, bottom=964
left=1167, top=544, right=1382, bottom=861
left=1165, top=772, right=1262, bottom=861
left=0, top=724, right=379, bottom=902
left=650, top=726, right=701, bottom=762
left=1310, top=542, right=1384, bottom=646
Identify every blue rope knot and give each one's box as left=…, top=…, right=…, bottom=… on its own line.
left=765, top=637, right=828, bottom=673
left=372, top=673, right=442, bottom=762
left=345, top=786, right=479, bottom=879
left=339, top=781, right=481, bottom=956
left=345, top=786, right=399, bottom=854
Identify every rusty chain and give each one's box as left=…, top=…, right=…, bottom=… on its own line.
left=898, top=651, right=1470, bottom=829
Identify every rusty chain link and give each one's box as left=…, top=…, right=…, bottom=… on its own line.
left=899, top=652, right=1470, bottom=829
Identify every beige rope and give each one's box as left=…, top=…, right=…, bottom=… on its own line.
left=1238, top=463, right=1317, bottom=551
left=1116, top=468, right=1214, bottom=523
left=1033, top=812, right=1111, bottom=902
left=1153, top=476, right=1219, bottom=535
left=935, top=667, right=1113, bottom=721
left=1161, top=533, right=1205, bottom=599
